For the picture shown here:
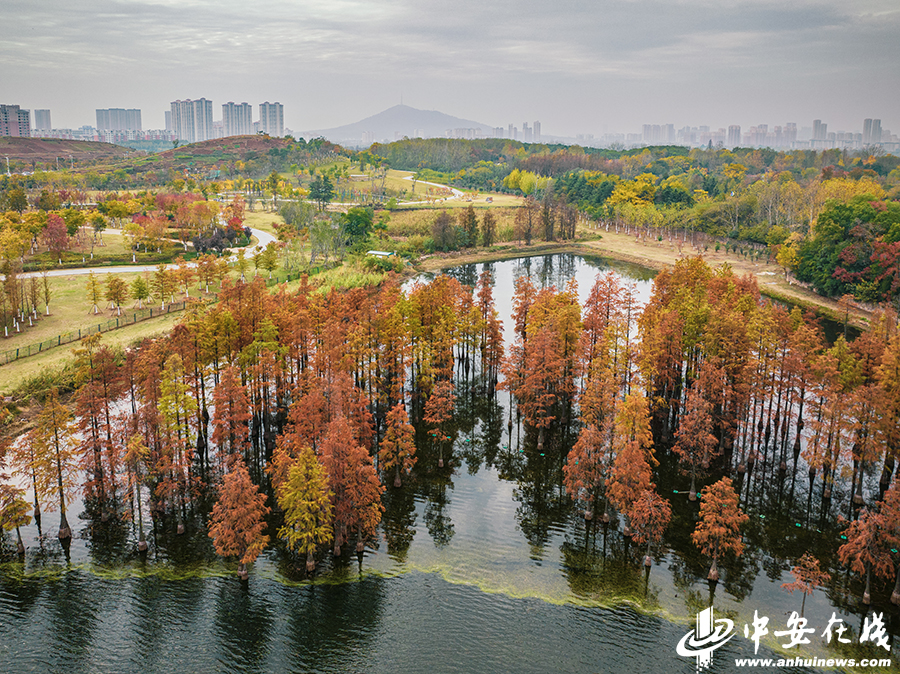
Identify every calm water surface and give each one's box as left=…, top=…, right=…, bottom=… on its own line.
left=0, top=254, right=895, bottom=673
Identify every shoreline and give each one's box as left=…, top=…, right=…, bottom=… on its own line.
left=411, top=234, right=874, bottom=330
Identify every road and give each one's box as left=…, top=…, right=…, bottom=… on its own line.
left=20, top=228, right=277, bottom=278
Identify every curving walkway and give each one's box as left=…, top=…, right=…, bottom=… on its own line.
left=20, top=228, right=277, bottom=278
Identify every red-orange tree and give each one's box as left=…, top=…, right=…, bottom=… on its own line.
left=211, top=364, right=251, bottom=471
left=208, top=457, right=270, bottom=579
left=564, top=423, right=607, bottom=521
left=319, top=418, right=384, bottom=555
left=424, top=380, right=454, bottom=466
left=781, top=552, right=830, bottom=616
left=628, top=489, right=672, bottom=567
left=672, top=381, right=719, bottom=500
left=379, top=402, right=416, bottom=487
left=692, top=477, right=748, bottom=581
left=838, top=507, right=894, bottom=604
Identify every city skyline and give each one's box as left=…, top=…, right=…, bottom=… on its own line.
left=3, top=97, right=897, bottom=152
left=2, top=0, right=896, bottom=139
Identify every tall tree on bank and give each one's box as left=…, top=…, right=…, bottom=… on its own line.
left=481, top=210, right=497, bottom=248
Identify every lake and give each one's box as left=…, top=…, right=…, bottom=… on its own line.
left=0, top=253, right=894, bottom=673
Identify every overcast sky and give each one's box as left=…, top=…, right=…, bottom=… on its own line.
left=3, top=0, right=898, bottom=138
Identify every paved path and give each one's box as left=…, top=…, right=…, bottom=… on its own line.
left=20, top=228, right=277, bottom=278
left=400, top=175, right=465, bottom=204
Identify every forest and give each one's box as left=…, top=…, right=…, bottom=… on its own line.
left=376, top=139, right=900, bottom=305
left=1, top=254, right=899, bottom=625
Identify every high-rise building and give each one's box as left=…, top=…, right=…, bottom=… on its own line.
left=664, top=124, right=675, bottom=143
left=170, top=98, right=213, bottom=143
left=258, top=101, right=284, bottom=137
left=34, top=109, right=51, bottom=131
left=523, top=122, right=532, bottom=142
left=785, top=123, right=797, bottom=146
left=164, top=110, right=172, bottom=131
left=222, top=102, right=253, bottom=137
left=96, top=108, right=141, bottom=131
left=0, top=105, right=31, bottom=137
left=864, top=118, right=883, bottom=145
left=727, top=125, right=741, bottom=147
left=812, top=119, right=827, bottom=141
left=533, top=121, right=541, bottom=143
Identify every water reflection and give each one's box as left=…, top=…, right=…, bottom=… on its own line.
left=213, top=578, right=274, bottom=670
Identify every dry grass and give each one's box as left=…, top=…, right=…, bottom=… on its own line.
left=386, top=207, right=521, bottom=239
left=242, top=210, right=285, bottom=236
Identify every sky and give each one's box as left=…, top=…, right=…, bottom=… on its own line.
left=3, top=0, right=899, bottom=139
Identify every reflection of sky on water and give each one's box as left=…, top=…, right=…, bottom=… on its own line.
left=411, top=253, right=656, bottom=346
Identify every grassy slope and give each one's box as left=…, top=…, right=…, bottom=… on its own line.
left=0, top=313, right=180, bottom=395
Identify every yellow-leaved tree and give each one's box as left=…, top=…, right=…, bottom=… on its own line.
left=276, top=444, right=333, bottom=573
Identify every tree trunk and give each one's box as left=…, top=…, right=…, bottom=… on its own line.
left=707, top=557, right=719, bottom=582
left=863, top=564, right=872, bottom=604
left=58, top=510, right=71, bottom=540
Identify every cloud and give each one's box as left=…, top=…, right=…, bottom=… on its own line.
left=1, top=0, right=897, bottom=134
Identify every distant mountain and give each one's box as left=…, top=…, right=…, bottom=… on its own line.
left=298, top=104, right=495, bottom=146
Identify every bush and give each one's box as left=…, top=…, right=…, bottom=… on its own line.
left=12, top=364, right=77, bottom=402
left=398, top=235, right=433, bottom=255
left=363, top=255, right=404, bottom=273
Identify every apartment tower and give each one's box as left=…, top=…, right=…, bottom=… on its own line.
left=223, top=102, right=253, bottom=137
left=258, top=101, right=284, bottom=137
left=170, top=98, right=213, bottom=143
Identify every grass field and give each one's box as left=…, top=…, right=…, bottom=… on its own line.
left=242, top=209, right=285, bottom=236
left=0, top=312, right=181, bottom=396
left=26, top=231, right=183, bottom=270
left=6, top=269, right=153, bottom=347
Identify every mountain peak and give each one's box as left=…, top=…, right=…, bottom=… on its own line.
left=299, top=105, right=494, bottom=145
